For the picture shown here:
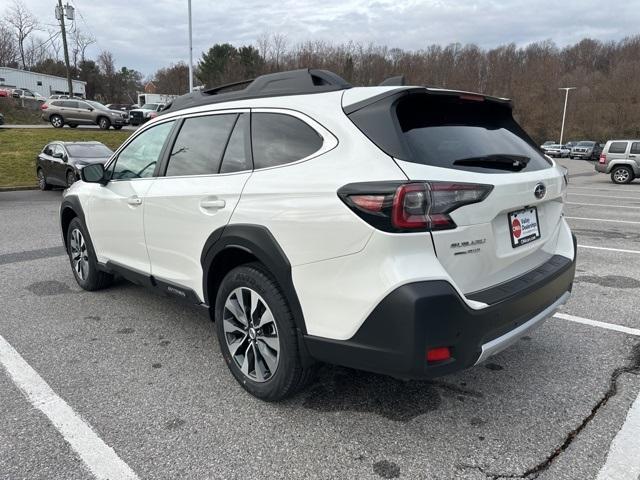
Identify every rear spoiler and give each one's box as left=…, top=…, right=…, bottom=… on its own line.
left=343, top=86, right=512, bottom=115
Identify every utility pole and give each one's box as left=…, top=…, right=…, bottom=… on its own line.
left=56, top=0, right=73, bottom=97
left=188, top=0, right=193, bottom=92
left=559, top=87, right=576, bottom=145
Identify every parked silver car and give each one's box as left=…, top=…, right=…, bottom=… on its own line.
left=41, top=99, right=128, bottom=129
left=595, top=140, right=640, bottom=184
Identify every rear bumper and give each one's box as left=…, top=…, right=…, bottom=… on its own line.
left=305, top=235, right=576, bottom=379
left=595, top=163, right=607, bottom=173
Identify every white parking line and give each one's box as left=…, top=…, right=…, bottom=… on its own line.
left=0, top=335, right=139, bottom=480
left=567, top=202, right=640, bottom=209
left=565, top=217, right=640, bottom=225
left=554, top=313, right=640, bottom=337
left=569, top=193, right=640, bottom=200
left=569, top=186, right=640, bottom=193
left=596, top=393, right=640, bottom=480
left=578, top=245, right=640, bottom=255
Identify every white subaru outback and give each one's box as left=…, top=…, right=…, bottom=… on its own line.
left=61, top=69, right=576, bottom=400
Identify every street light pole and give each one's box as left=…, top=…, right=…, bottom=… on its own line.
left=56, top=0, right=74, bottom=97
left=559, top=87, right=576, bottom=145
left=188, top=0, right=193, bottom=93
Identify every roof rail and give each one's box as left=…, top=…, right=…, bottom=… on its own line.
left=163, top=68, right=352, bottom=113
left=379, top=75, right=405, bottom=86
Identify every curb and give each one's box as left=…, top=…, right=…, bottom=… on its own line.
left=0, top=185, right=38, bottom=192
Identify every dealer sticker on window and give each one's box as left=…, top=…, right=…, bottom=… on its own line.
left=508, top=207, right=541, bottom=248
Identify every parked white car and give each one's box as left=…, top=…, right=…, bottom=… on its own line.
left=542, top=144, right=570, bottom=158
left=60, top=69, right=576, bottom=400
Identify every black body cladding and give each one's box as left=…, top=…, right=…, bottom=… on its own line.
left=305, top=236, right=576, bottom=379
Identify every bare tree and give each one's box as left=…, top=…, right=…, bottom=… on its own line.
left=0, top=21, right=19, bottom=67
left=256, top=32, right=271, bottom=62
left=71, top=30, right=96, bottom=69
left=5, top=0, right=40, bottom=69
left=271, top=33, right=287, bottom=69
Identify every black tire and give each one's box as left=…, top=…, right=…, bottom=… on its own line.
left=66, top=170, right=76, bottom=187
left=611, top=166, right=634, bottom=184
left=50, top=115, right=64, bottom=128
left=215, top=263, right=314, bottom=401
left=113, top=125, right=123, bottom=130
left=98, top=117, right=110, bottom=130
left=66, top=217, right=113, bottom=291
left=37, top=168, right=51, bottom=191
left=69, top=124, right=78, bottom=128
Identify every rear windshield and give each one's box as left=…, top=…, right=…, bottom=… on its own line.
left=395, top=94, right=550, bottom=173
left=66, top=144, right=113, bottom=158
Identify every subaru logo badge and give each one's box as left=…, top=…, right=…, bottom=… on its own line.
left=534, top=183, right=546, bottom=199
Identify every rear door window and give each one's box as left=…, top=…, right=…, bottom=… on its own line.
left=608, top=142, right=628, bottom=154
left=251, top=113, right=323, bottom=169
left=165, top=114, right=237, bottom=177
left=395, top=94, right=550, bottom=173
left=61, top=100, right=78, bottom=108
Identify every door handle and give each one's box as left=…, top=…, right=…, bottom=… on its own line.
left=200, top=199, right=226, bottom=209
left=127, top=196, right=142, bottom=206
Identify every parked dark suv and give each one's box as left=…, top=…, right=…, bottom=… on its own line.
left=41, top=99, right=128, bottom=129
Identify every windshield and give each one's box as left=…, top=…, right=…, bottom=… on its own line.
left=86, top=100, right=110, bottom=111
left=66, top=144, right=113, bottom=158
left=143, top=103, right=160, bottom=110
left=395, top=94, right=551, bottom=173
left=577, top=141, right=595, bottom=147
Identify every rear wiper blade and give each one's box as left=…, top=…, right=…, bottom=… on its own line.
left=453, top=154, right=530, bottom=171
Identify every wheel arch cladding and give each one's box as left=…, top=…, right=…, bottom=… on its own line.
left=60, top=196, right=86, bottom=248
left=201, top=224, right=307, bottom=334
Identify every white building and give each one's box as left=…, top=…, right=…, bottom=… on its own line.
left=0, top=67, right=86, bottom=98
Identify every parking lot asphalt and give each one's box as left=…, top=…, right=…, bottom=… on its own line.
left=1, top=159, right=639, bottom=480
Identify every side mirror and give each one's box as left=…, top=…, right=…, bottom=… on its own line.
left=81, top=163, right=106, bottom=184
left=53, top=152, right=64, bottom=159
left=87, top=107, right=94, bottom=111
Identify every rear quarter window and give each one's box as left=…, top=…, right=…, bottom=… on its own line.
left=608, top=142, right=628, bottom=154
left=251, top=113, right=323, bottom=169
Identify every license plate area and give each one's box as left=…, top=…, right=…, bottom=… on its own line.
left=508, top=207, right=541, bottom=248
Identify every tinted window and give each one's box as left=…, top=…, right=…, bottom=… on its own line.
left=252, top=113, right=323, bottom=169
left=111, top=121, right=175, bottom=180
left=165, top=114, right=236, bottom=177
left=608, top=142, right=628, bottom=154
left=67, top=144, right=113, bottom=158
left=220, top=114, right=251, bottom=173
left=394, top=94, right=549, bottom=173
left=43, top=144, right=53, bottom=155
left=631, top=142, right=640, bottom=155
left=61, top=100, right=78, bottom=108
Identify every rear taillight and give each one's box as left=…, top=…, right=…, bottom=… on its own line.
left=40, top=104, right=48, bottom=110
left=599, top=154, right=606, bottom=164
left=339, top=181, right=493, bottom=233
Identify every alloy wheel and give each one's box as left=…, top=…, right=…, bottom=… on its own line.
left=38, top=170, right=46, bottom=189
left=614, top=169, right=630, bottom=183
left=67, top=171, right=75, bottom=187
left=69, top=228, right=89, bottom=281
left=223, top=287, right=280, bottom=382
left=51, top=116, right=62, bottom=127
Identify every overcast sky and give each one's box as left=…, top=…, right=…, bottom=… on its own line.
left=19, top=0, right=640, bottom=76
